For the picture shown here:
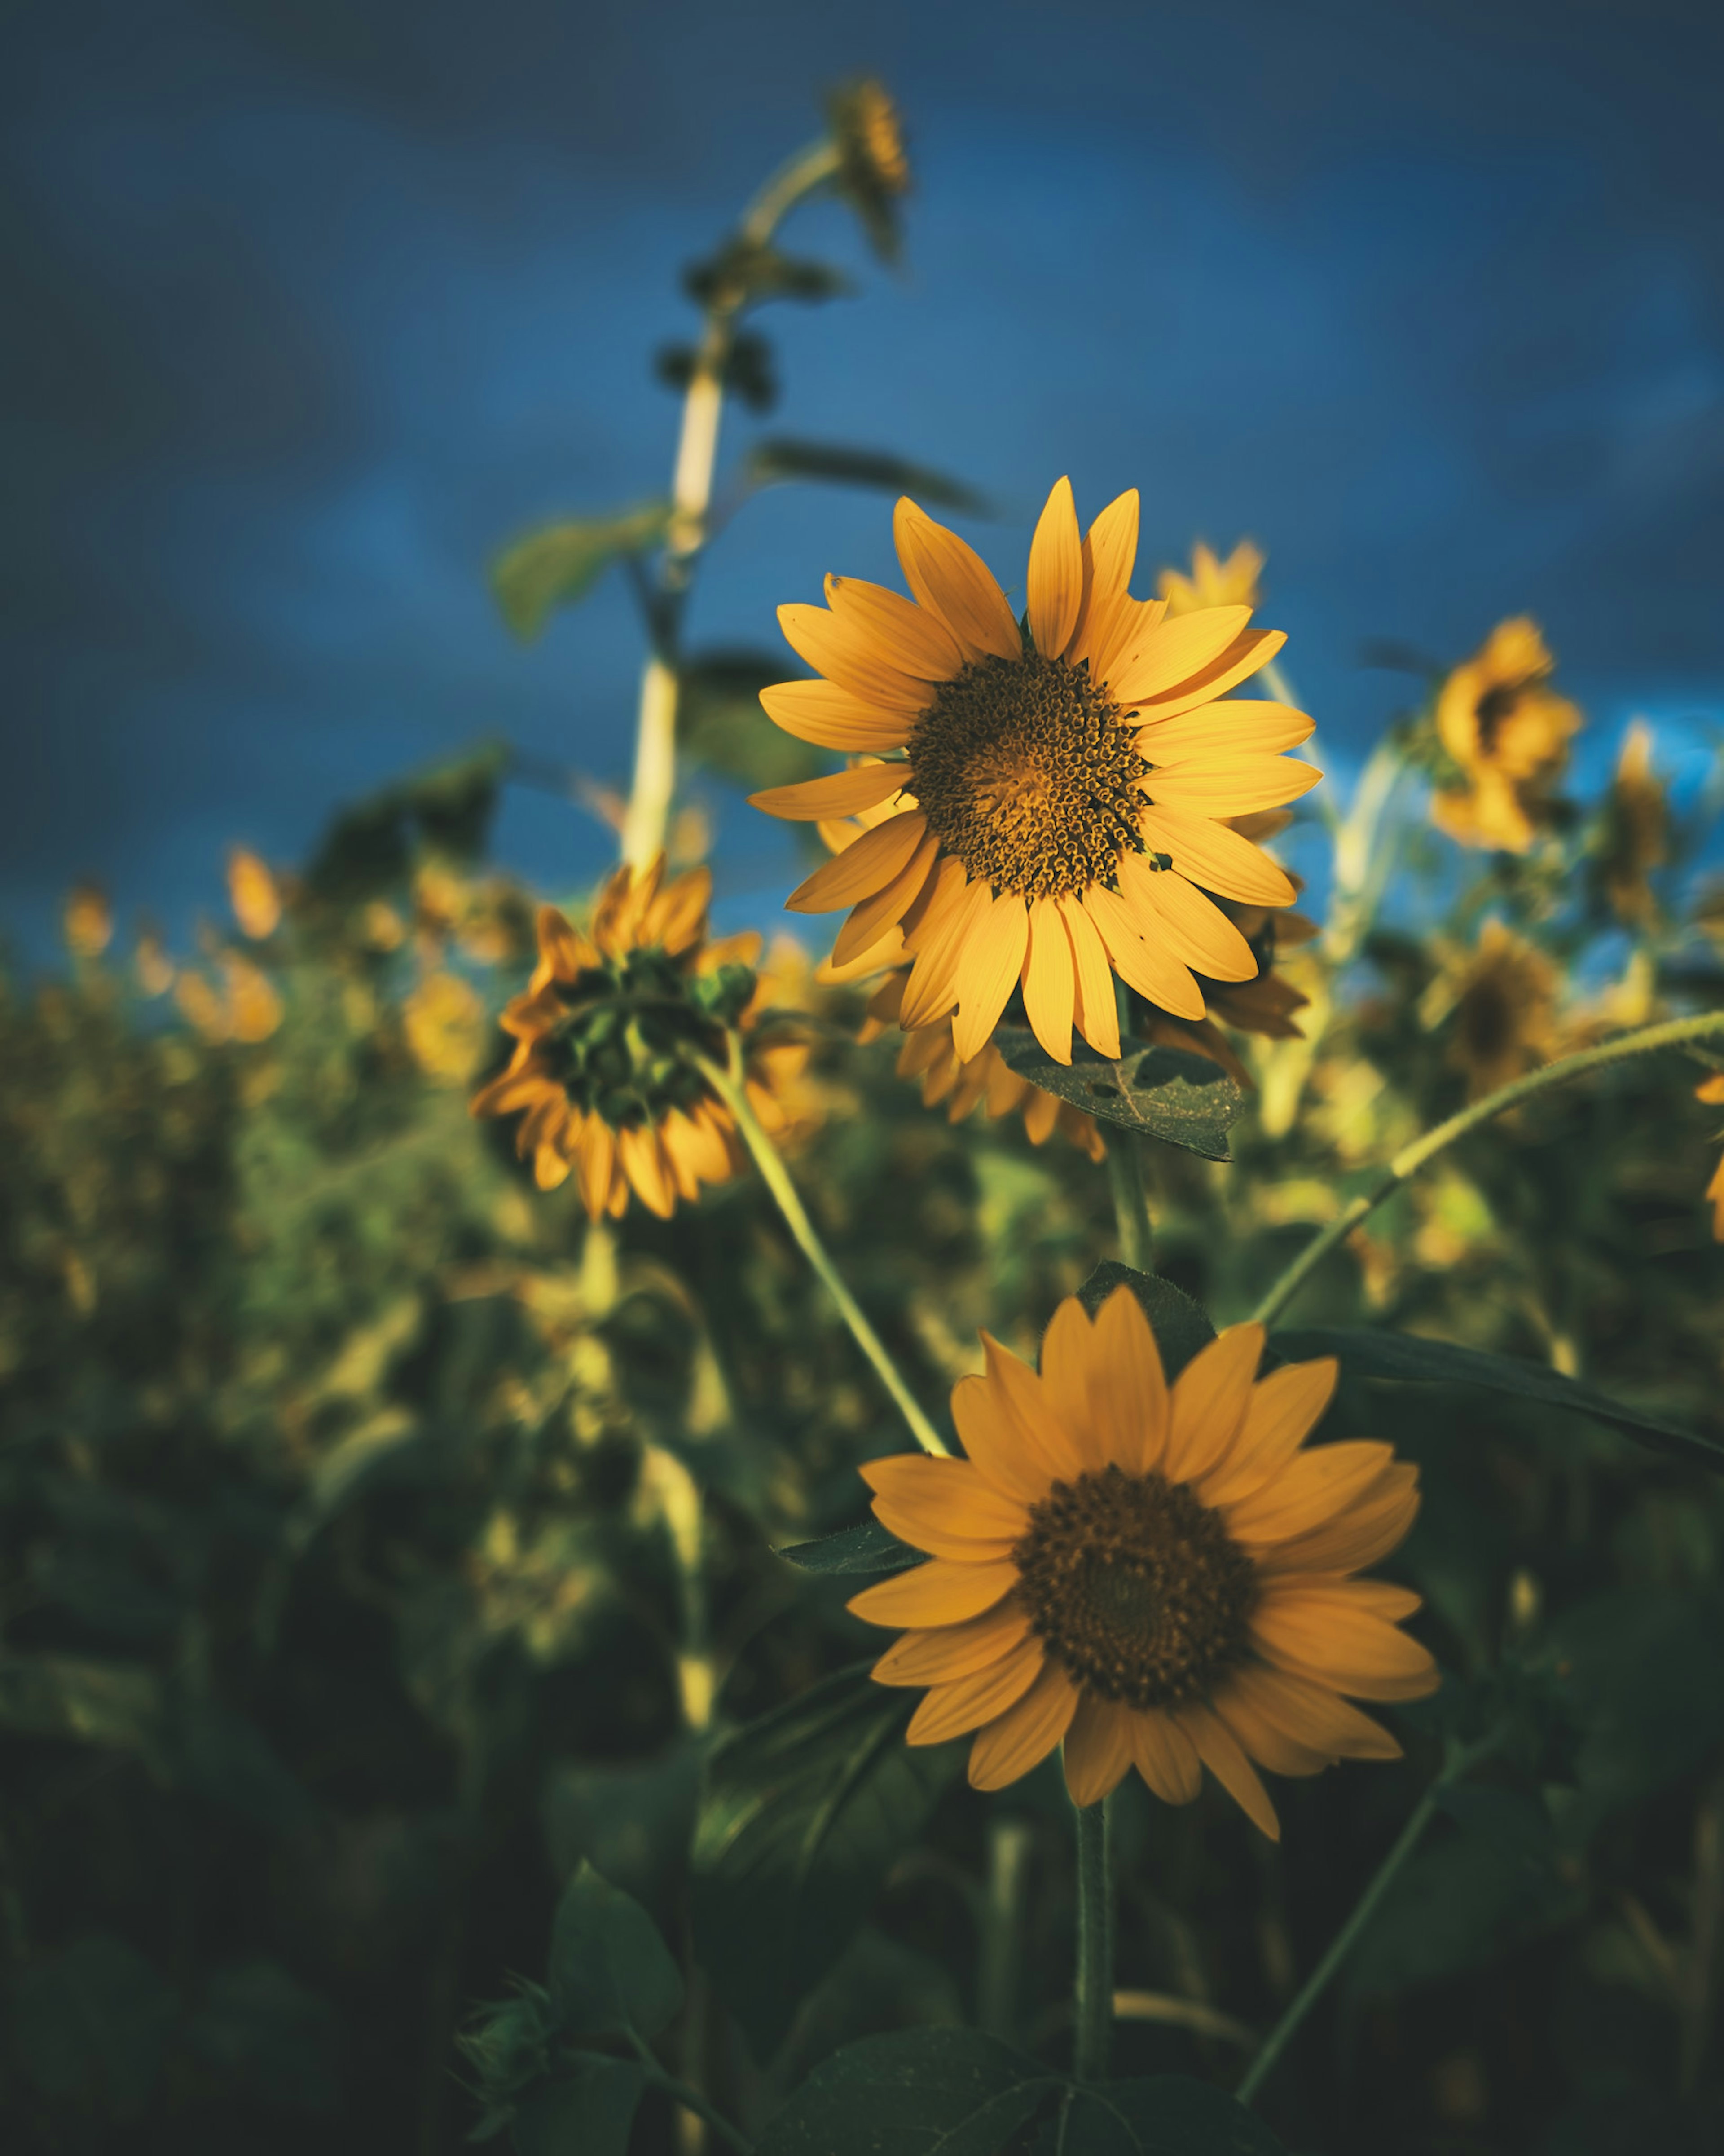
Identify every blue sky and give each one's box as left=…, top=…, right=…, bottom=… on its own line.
left=3, top=0, right=1721, bottom=952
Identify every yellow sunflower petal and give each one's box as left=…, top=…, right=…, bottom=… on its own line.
left=786, top=811, right=928, bottom=913
left=860, top=1454, right=1031, bottom=1553
left=1069, top=489, right=1140, bottom=671
left=759, top=678, right=910, bottom=752
left=1225, top=1662, right=1401, bottom=1762
left=1082, top=883, right=1205, bottom=1019
left=1146, top=755, right=1323, bottom=817
left=1021, top=898, right=1076, bottom=1063
left=1166, top=1323, right=1264, bottom=1482
left=618, top=1123, right=677, bottom=1219
left=1059, top=894, right=1121, bottom=1058
left=777, top=602, right=934, bottom=713
left=1117, top=860, right=1256, bottom=982
left=1252, top=1466, right=1420, bottom=1577
left=1063, top=1693, right=1136, bottom=1806
left=826, top=573, right=965, bottom=681
left=1108, top=606, right=1253, bottom=707
left=892, top=496, right=1022, bottom=663
left=1128, top=628, right=1286, bottom=722
left=1091, top=595, right=1167, bottom=688
left=871, top=1600, right=1033, bottom=1687
left=1087, top=1283, right=1169, bottom=1474
left=1135, top=701, right=1315, bottom=761
left=966, top=1659, right=1079, bottom=1790
left=1199, top=1360, right=1339, bottom=1508
left=750, top=763, right=909, bottom=821
left=1224, top=1440, right=1397, bottom=1546
left=951, top=1373, right=1060, bottom=1507
left=1027, top=476, right=1083, bottom=659
left=847, top=1555, right=1021, bottom=1629
left=980, top=1332, right=1085, bottom=1482
left=1136, top=807, right=1297, bottom=908
left=1130, top=1707, right=1203, bottom=1804
left=1038, top=1297, right=1104, bottom=1471
left=831, top=827, right=941, bottom=966
left=1177, top=1703, right=1280, bottom=1839
left=1252, top=1597, right=1439, bottom=1702
left=1211, top=1681, right=1334, bottom=1777
left=907, top=1632, right=1046, bottom=1743
left=950, top=893, right=1030, bottom=1062
left=900, top=874, right=989, bottom=1029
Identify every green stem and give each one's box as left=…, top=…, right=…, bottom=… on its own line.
left=628, top=2033, right=753, bottom=2156
left=696, top=1041, right=950, bottom=1458
left=1072, top=1795, right=1114, bottom=2082
left=1105, top=1136, right=1153, bottom=1274
left=1236, top=1733, right=1499, bottom=2108
left=1250, top=1008, right=1724, bottom=1329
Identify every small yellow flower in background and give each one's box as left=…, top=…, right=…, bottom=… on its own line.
left=134, top=928, right=175, bottom=998
left=471, top=855, right=809, bottom=1221
left=1430, top=617, right=1581, bottom=854
left=752, top=481, right=1316, bottom=1076
left=227, top=847, right=282, bottom=940
left=63, top=883, right=112, bottom=959
left=1698, top=1075, right=1724, bottom=1240
left=174, top=953, right=284, bottom=1044
left=404, top=971, right=488, bottom=1085
left=1423, top=918, right=1558, bottom=1101
left=1156, top=540, right=1264, bottom=618
left=1597, top=721, right=1667, bottom=926
left=361, top=901, right=408, bottom=953
left=849, top=1287, right=1435, bottom=1830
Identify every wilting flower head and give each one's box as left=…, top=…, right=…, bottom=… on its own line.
left=827, top=77, right=910, bottom=259
left=849, top=1287, right=1435, bottom=1830
left=1429, top=918, right=1559, bottom=1102
left=1156, top=540, right=1264, bottom=619
left=62, top=883, right=112, bottom=960
left=751, top=482, right=1317, bottom=1076
left=227, top=847, right=282, bottom=940
left=470, top=856, right=805, bottom=1220
left=1698, top=1075, right=1724, bottom=1241
left=1596, top=720, right=1667, bottom=927
left=1431, top=618, right=1581, bottom=854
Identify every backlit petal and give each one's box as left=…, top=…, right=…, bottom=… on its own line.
left=1145, top=756, right=1322, bottom=817
left=950, top=893, right=1030, bottom=1062
left=1135, top=701, right=1315, bottom=761
left=1069, top=489, right=1140, bottom=670
left=1110, top=607, right=1253, bottom=706
left=1128, top=628, right=1286, bottom=722
left=1021, top=898, right=1076, bottom=1063
left=1117, top=860, right=1256, bottom=981
left=893, top=496, right=1022, bottom=662
left=1026, top=477, right=1083, bottom=658
left=1082, top=884, right=1205, bottom=1019
left=1137, top=807, right=1297, bottom=907
left=826, top=573, right=964, bottom=680
left=787, top=811, right=928, bottom=913
left=759, top=677, right=910, bottom=752
left=1059, top=894, right=1121, bottom=1058
left=751, top=762, right=909, bottom=821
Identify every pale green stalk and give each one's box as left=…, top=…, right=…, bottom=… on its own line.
left=695, top=1040, right=950, bottom=1458
left=1250, top=1008, right=1724, bottom=1328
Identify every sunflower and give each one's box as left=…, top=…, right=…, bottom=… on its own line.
left=1157, top=539, right=1264, bottom=618
left=1431, top=618, right=1581, bottom=855
left=1596, top=720, right=1667, bottom=927
left=470, top=855, right=805, bottom=1220
left=1424, top=918, right=1559, bottom=1102
left=749, top=482, right=1318, bottom=1072
left=1698, top=1075, right=1724, bottom=1241
left=848, top=1287, right=1435, bottom=1830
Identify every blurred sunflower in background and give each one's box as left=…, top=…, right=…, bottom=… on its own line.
left=751, top=481, right=1317, bottom=1070
left=1156, top=538, right=1264, bottom=617
left=1595, top=719, right=1668, bottom=927
left=849, top=1287, right=1435, bottom=1830
left=1430, top=617, right=1581, bottom=854
left=1698, top=1074, right=1724, bottom=1239
left=1423, top=917, right=1560, bottom=1101
left=471, top=855, right=807, bottom=1219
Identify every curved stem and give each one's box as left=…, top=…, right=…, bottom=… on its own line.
left=1105, top=1137, right=1153, bottom=1274
left=1071, top=1794, right=1114, bottom=2082
left=628, top=2033, right=753, bottom=2155
left=1250, top=1008, right=1724, bottom=1329
left=696, top=1041, right=950, bottom=1458
left=1236, top=1732, right=1500, bottom=2108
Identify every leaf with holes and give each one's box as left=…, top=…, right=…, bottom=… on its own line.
left=692, top=1664, right=961, bottom=2059
left=995, top=1031, right=1245, bottom=1162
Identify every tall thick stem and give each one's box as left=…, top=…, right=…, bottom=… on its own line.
left=1106, top=1137, right=1153, bottom=1274
left=696, top=1042, right=949, bottom=1458
left=1072, top=1795, right=1114, bottom=2083
left=1250, top=1008, right=1724, bottom=1329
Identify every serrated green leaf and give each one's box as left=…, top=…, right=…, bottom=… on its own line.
left=1073, top=1263, right=1216, bottom=1382
left=491, top=504, right=670, bottom=640
left=1268, top=1327, right=1724, bottom=1473
left=755, top=2028, right=1057, bottom=2156
left=693, top=1664, right=961, bottom=2059
left=776, top=1517, right=926, bottom=1576
left=511, top=2055, right=644, bottom=2156
left=744, top=437, right=988, bottom=513
left=547, top=1863, right=684, bottom=2042
left=1037, top=2077, right=1289, bottom=2155
left=995, top=1032, right=1245, bottom=1163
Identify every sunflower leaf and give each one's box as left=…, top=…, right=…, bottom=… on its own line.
left=546, top=1862, right=683, bottom=2041
left=1268, top=1327, right=1724, bottom=1474
left=744, top=437, right=989, bottom=514
left=1074, top=1263, right=1216, bottom=1382
left=509, top=2056, right=645, bottom=2156
left=754, top=2027, right=1058, bottom=2155
left=994, top=1031, right=1245, bottom=1163
left=692, top=1664, right=960, bottom=2059
left=1034, top=2076, right=1290, bottom=2154
left=491, top=503, right=670, bottom=640
left=776, top=1517, right=926, bottom=1576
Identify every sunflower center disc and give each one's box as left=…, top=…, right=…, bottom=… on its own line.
left=1013, top=1463, right=1258, bottom=1708
left=907, top=653, right=1147, bottom=902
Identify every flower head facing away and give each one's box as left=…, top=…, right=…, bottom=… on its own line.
left=470, top=856, right=805, bottom=1220
left=849, top=1287, right=1436, bottom=1831
left=1431, top=617, right=1581, bottom=854
left=751, top=482, right=1318, bottom=1072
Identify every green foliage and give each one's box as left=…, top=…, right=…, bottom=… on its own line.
left=1074, top=1261, right=1216, bottom=1380
left=744, top=434, right=988, bottom=512
left=997, top=1031, right=1246, bottom=1162
left=491, top=504, right=671, bottom=640
left=680, top=648, right=828, bottom=793
left=547, top=1862, right=683, bottom=2041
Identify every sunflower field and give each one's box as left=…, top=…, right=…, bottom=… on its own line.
left=6, top=81, right=1724, bottom=2156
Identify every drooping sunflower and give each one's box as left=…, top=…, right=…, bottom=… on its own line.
left=749, top=482, right=1319, bottom=1071
left=1595, top=720, right=1667, bottom=928
left=849, top=1287, right=1436, bottom=1831
left=470, top=855, right=806, bottom=1220
left=1430, top=618, right=1581, bottom=854
left=1156, top=539, right=1264, bottom=618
